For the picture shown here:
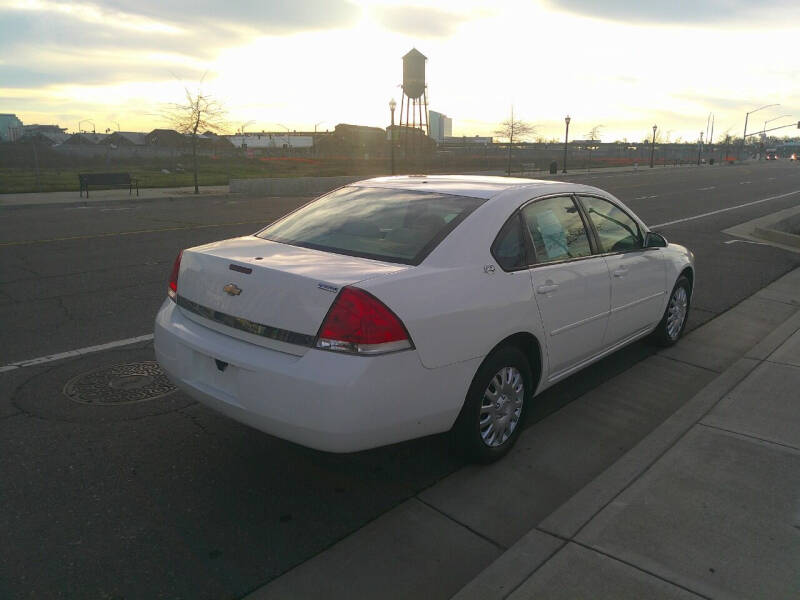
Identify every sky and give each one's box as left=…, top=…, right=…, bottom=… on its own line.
left=2, top=0, right=799, bottom=143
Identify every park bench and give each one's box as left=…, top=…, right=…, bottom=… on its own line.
left=78, top=172, right=139, bottom=198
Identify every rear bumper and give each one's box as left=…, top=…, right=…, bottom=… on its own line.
left=154, top=300, right=479, bottom=452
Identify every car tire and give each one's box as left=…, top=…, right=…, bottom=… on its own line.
left=649, top=275, right=691, bottom=347
left=452, top=346, right=532, bottom=463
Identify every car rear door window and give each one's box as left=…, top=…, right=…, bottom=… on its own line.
left=257, top=186, right=485, bottom=265
left=579, top=196, right=643, bottom=253
left=521, top=196, right=592, bottom=263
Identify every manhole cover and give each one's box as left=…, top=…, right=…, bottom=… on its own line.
left=63, top=361, right=177, bottom=405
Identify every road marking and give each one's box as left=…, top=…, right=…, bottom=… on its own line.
left=739, top=181, right=752, bottom=185
left=724, top=239, right=769, bottom=246
left=0, top=334, right=154, bottom=374
left=0, top=219, right=268, bottom=247
left=653, top=189, right=800, bottom=228
left=697, top=186, right=716, bottom=191
left=634, top=195, right=658, bottom=200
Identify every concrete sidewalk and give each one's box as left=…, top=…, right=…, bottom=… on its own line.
left=455, top=298, right=800, bottom=598
left=0, top=184, right=230, bottom=207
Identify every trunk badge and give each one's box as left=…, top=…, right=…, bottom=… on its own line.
left=317, top=283, right=338, bottom=293
left=223, top=283, right=242, bottom=296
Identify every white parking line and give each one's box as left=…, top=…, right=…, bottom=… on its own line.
left=653, top=189, right=800, bottom=228
left=0, top=334, right=154, bottom=374
left=634, top=195, right=658, bottom=200
left=697, top=186, right=716, bottom=191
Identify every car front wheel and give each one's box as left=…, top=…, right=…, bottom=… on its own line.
left=649, top=275, right=691, bottom=346
left=452, top=346, right=532, bottom=463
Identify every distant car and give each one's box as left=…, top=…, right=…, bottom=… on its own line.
left=155, top=176, right=695, bottom=462
left=765, top=148, right=778, bottom=160
left=791, top=153, right=798, bottom=161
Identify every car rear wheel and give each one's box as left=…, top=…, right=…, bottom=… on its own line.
left=649, top=275, right=691, bottom=347
left=452, top=346, right=532, bottom=463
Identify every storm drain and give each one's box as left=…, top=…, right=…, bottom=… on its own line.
left=63, top=361, right=177, bottom=405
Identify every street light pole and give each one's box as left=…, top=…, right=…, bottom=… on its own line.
left=741, top=103, right=779, bottom=159
left=562, top=115, right=570, bottom=173
left=697, top=131, right=704, bottom=166
left=389, top=98, right=396, bottom=175
left=649, top=125, right=657, bottom=168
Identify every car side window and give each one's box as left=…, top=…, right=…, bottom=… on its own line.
left=579, top=196, right=643, bottom=253
left=521, top=196, right=592, bottom=263
left=491, top=212, right=528, bottom=271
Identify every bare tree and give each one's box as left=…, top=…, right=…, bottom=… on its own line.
left=494, top=106, right=536, bottom=175
left=585, top=125, right=603, bottom=141
left=165, top=86, right=227, bottom=194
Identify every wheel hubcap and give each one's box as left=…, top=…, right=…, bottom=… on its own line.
left=479, top=366, right=524, bottom=447
left=666, top=286, right=688, bottom=340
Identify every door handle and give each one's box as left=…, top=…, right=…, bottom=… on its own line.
left=613, top=267, right=628, bottom=278
left=536, top=283, right=559, bottom=294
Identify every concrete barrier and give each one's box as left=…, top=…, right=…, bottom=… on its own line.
left=229, top=176, right=363, bottom=197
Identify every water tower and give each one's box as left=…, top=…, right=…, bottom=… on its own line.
left=398, top=48, right=429, bottom=149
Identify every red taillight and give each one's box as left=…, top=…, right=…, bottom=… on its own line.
left=167, top=250, right=183, bottom=301
left=316, top=286, right=413, bottom=355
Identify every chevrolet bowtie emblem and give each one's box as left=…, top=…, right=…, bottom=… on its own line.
left=223, top=283, right=242, bottom=296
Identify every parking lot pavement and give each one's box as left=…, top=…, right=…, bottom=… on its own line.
left=455, top=271, right=800, bottom=600
left=2, top=163, right=800, bottom=598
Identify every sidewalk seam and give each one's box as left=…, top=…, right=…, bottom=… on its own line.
left=697, top=422, right=800, bottom=452
left=415, top=496, right=508, bottom=553
left=533, top=533, right=713, bottom=600
left=657, top=354, right=722, bottom=374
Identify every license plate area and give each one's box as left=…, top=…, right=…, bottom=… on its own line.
left=193, top=351, right=239, bottom=397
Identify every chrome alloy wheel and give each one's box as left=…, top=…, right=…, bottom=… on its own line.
left=666, top=286, right=688, bottom=340
left=479, top=366, right=524, bottom=447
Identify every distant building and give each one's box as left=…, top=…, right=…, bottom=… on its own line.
left=429, top=111, right=452, bottom=143
left=102, top=131, right=147, bottom=146
left=443, top=135, right=493, bottom=145
left=0, top=113, right=23, bottom=142
left=63, top=132, right=110, bottom=145
left=19, top=124, right=69, bottom=145
left=226, top=131, right=316, bottom=149
left=146, top=129, right=187, bottom=147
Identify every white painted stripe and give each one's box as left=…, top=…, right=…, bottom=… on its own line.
left=697, top=186, right=716, bottom=191
left=0, top=334, right=154, bottom=374
left=652, top=189, right=800, bottom=228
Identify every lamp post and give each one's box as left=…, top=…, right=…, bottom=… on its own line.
left=312, top=121, right=324, bottom=158
left=741, top=103, right=779, bottom=159
left=697, top=131, right=704, bottom=166
left=389, top=98, right=396, bottom=175
left=649, top=124, right=657, bottom=168
left=562, top=115, right=570, bottom=173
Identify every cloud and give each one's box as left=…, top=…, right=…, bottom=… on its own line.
left=99, top=0, right=360, bottom=33
left=372, top=6, right=469, bottom=37
left=543, top=0, right=799, bottom=24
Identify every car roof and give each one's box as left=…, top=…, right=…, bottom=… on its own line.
left=352, top=174, right=603, bottom=201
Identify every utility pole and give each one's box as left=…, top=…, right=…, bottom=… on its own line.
left=389, top=99, right=396, bottom=175
left=649, top=125, right=657, bottom=168
left=562, top=115, right=570, bottom=173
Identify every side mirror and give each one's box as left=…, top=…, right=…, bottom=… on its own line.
left=645, top=231, right=668, bottom=248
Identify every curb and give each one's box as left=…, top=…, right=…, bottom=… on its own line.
left=452, top=304, right=800, bottom=600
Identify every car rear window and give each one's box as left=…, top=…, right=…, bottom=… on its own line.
left=257, top=185, right=485, bottom=265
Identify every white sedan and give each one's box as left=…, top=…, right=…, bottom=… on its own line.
left=155, top=175, right=694, bottom=462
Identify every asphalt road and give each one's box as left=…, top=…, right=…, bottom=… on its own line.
left=1, top=161, right=799, bottom=599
